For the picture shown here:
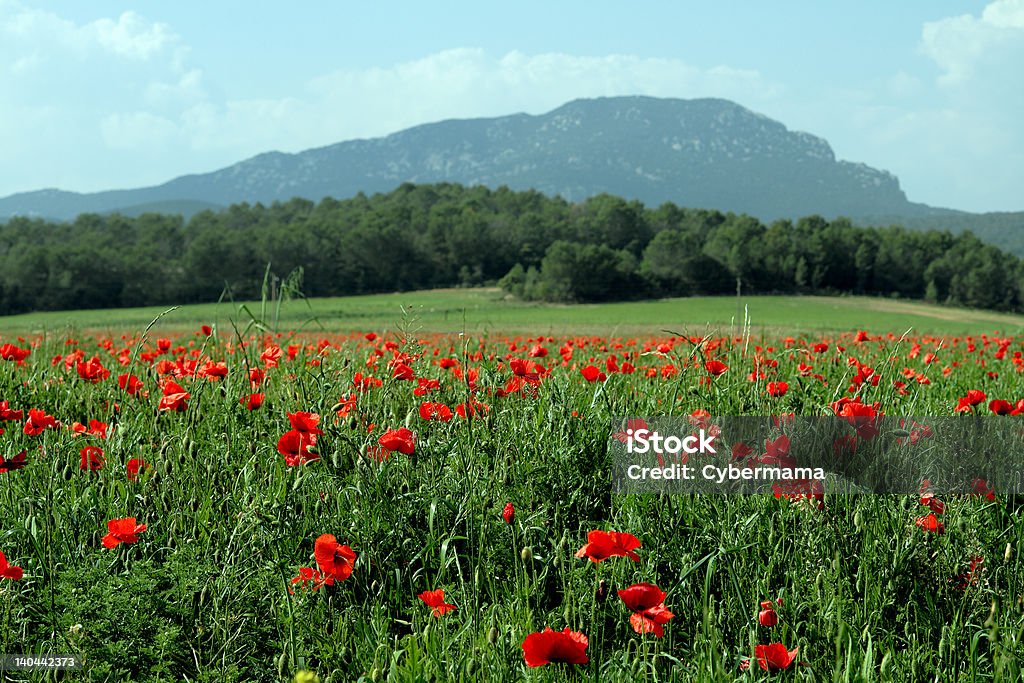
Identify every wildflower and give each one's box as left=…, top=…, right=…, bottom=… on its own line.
left=521, top=627, right=589, bottom=667
left=418, top=589, right=457, bottom=617
left=102, top=517, right=147, bottom=548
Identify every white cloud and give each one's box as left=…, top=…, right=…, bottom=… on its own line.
left=921, top=0, right=1024, bottom=85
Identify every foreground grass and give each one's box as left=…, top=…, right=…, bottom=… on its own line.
left=2, top=288, right=1023, bottom=337
left=0, top=321, right=1022, bottom=681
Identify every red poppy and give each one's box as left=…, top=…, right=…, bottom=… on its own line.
left=419, top=402, right=453, bottom=422
left=118, top=373, right=144, bottom=396
left=71, top=419, right=109, bottom=439
left=0, top=400, right=24, bottom=421
left=76, top=356, right=111, bottom=383
left=0, top=450, right=27, bottom=472
left=391, top=362, right=415, bottom=380
left=618, top=583, right=674, bottom=637
left=0, top=550, right=23, bottom=580
left=314, top=534, right=356, bottom=582
left=23, top=409, right=59, bottom=436
left=289, top=566, right=332, bottom=593
left=704, top=360, right=728, bottom=376
left=758, top=598, right=782, bottom=627
left=915, top=513, right=945, bottom=534
left=521, top=627, right=589, bottom=667
left=80, top=445, right=105, bottom=471
left=971, top=478, right=996, bottom=502
left=126, top=458, right=150, bottom=481
left=580, top=365, right=606, bottom=382
left=277, top=429, right=320, bottom=466
left=955, top=389, right=987, bottom=413
left=378, top=427, right=416, bottom=455
left=766, top=381, right=789, bottom=397
left=418, top=589, right=458, bottom=617
left=102, top=517, right=147, bottom=548
left=575, top=530, right=641, bottom=563
left=749, top=643, right=800, bottom=671
left=503, top=502, right=515, bottom=525
left=158, top=379, right=190, bottom=412
left=988, top=399, right=1013, bottom=415
left=0, top=343, right=30, bottom=363
left=261, top=345, right=283, bottom=368
left=240, top=393, right=265, bottom=410
left=288, top=411, right=323, bottom=435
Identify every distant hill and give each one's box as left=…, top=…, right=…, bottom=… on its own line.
left=1, top=95, right=1019, bottom=250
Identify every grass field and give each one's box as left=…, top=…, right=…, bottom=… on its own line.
left=2, top=288, right=1023, bottom=337
left=1, top=294, right=1023, bottom=681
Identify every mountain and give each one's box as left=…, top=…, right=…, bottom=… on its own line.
left=0, top=96, right=1015, bottom=237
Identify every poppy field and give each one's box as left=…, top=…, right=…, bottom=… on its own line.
left=1, top=313, right=1024, bottom=681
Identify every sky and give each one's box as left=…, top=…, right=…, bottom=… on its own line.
left=1, top=0, right=1021, bottom=212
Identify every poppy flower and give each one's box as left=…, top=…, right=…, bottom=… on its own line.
left=748, top=643, right=800, bottom=671
left=314, top=534, right=356, bottom=582
left=580, top=365, right=606, bottom=382
left=126, top=458, right=150, bottom=481
left=704, top=360, right=728, bottom=376
left=521, top=627, right=589, bottom=667
left=71, top=419, right=108, bottom=439
left=277, top=429, right=320, bottom=466
left=102, top=517, right=147, bottom=548
left=0, top=551, right=23, bottom=580
left=418, top=589, right=457, bottom=617
left=0, top=343, right=30, bottom=363
left=0, top=401, right=24, bottom=422
left=758, top=598, right=782, bottom=627
left=915, top=513, right=945, bottom=534
left=419, top=402, right=453, bottom=422
left=289, top=567, right=332, bottom=592
left=971, top=478, right=996, bottom=502
left=766, top=381, right=789, bottom=397
left=618, top=583, right=674, bottom=637
left=288, top=411, right=323, bottom=436
left=240, top=393, right=265, bottom=410
left=575, top=530, right=641, bottom=563
left=118, top=373, right=144, bottom=396
left=503, top=502, right=515, bottom=525
left=955, top=389, right=987, bottom=413
left=378, top=427, right=415, bottom=455
left=76, top=357, right=110, bottom=383
left=80, top=445, right=105, bottom=471
left=988, top=399, right=1013, bottom=415
left=23, top=409, right=59, bottom=436
left=0, top=449, right=27, bottom=473
left=158, top=379, right=190, bottom=412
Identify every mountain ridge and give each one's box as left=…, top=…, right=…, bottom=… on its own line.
left=0, top=96, right=1008, bottom=230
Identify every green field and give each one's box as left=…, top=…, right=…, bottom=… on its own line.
left=2, top=288, right=1022, bottom=337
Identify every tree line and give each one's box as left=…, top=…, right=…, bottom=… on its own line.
left=0, top=182, right=1018, bottom=315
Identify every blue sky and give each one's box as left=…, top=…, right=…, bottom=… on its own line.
left=1, top=1, right=1021, bottom=212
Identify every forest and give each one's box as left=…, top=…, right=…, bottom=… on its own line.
left=0, top=182, right=1019, bottom=315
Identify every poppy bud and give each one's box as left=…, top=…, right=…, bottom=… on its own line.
left=892, top=428, right=911, bottom=438
left=371, top=667, right=382, bottom=683
left=758, top=601, right=778, bottom=627
left=487, top=626, right=498, bottom=645
left=1005, top=543, right=1013, bottom=563
left=521, top=546, right=533, bottom=563
left=502, top=502, right=515, bottom=525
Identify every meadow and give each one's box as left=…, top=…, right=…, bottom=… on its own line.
left=0, top=291, right=1022, bottom=681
